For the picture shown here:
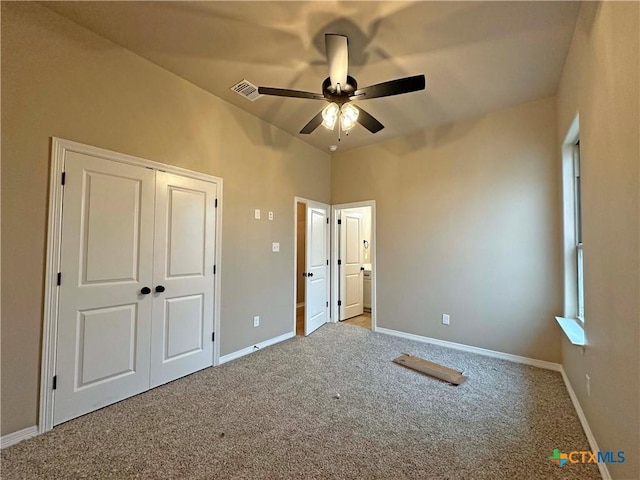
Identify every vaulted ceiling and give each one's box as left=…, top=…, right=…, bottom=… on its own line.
left=43, top=1, right=580, bottom=152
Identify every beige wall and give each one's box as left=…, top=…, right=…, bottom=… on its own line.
left=557, top=3, right=639, bottom=479
left=0, top=3, right=330, bottom=435
left=333, top=97, right=562, bottom=363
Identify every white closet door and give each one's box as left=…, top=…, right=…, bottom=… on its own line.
left=150, top=172, right=216, bottom=387
left=54, top=152, right=155, bottom=425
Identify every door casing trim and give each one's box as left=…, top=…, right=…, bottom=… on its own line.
left=40, top=137, right=223, bottom=433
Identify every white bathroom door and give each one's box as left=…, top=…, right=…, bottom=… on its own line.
left=305, top=201, right=329, bottom=336
left=340, top=210, right=364, bottom=320
left=54, top=152, right=155, bottom=425
left=149, top=172, right=217, bottom=388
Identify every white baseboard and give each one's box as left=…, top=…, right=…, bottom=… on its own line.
left=219, top=331, right=295, bottom=365
left=560, top=368, right=611, bottom=480
left=375, top=327, right=562, bottom=371
left=1, top=425, right=38, bottom=449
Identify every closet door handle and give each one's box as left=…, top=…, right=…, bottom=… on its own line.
left=155, top=285, right=166, bottom=293
left=308, top=273, right=314, bottom=277
left=360, top=266, right=365, bottom=271
left=140, top=287, right=151, bottom=295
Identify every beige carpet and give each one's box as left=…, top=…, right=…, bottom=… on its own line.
left=1, top=323, right=600, bottom=479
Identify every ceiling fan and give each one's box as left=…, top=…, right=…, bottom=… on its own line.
left=257, top=34, right=426, bottom=136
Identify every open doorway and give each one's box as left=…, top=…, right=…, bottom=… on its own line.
left=295, top=202, right=306, bottom=335
left=331, top=201, right=376, bottom=331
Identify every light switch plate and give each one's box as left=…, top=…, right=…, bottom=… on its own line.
left=254, top=209, right=261, bottom=220
left=272, top=242, right=280, bottom=252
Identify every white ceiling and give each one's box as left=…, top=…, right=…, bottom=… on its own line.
left=43, top=1, right=580, bottom=153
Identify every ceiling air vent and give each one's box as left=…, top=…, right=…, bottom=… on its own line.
left=231, top=79, right=261, bottom=101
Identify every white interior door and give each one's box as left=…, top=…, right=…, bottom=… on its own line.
left=54, top=152, right=155, bottom=425
left=340, top=211, right=364, bottom=320
left=150, top=172, right=217, bottom=388
left=305, top=202, right=329, bottom=336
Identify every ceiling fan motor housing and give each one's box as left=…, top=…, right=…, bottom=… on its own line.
left=323, top=76, right=357, bottom=103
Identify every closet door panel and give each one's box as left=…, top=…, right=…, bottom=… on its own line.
left=150, top=172, right=217, bottom=387
left=54, top=152, right=155, bottom=425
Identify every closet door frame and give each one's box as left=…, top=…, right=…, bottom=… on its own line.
left=39, top=137, right=223, bottom=434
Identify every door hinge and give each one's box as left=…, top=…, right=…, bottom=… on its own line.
left=326, top=301, right=329, bottom=307
left=338, top=300, right=342, bottom=306
left=212, top=332, right=215, bottom=342
left=337, top=259, right=342, bottom=266
left=213, top=265, right=216, bottom=275
left=326, top=217, right=329, bottom=224
left=61, top=172, right=66, bottom=185
left=215, top=198, right=218, bottom=208
left=326, top=259, right=329, bottom=266
left=337, top=219, right=342, bottom=225
left=52, top=375, right=57, bottom=390
left=57, top=272, right=62, bottom=286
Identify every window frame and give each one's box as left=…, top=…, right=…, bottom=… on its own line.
left=560, top=115, right=584, bottom=325
left=573, top=142, right=585, bottom=323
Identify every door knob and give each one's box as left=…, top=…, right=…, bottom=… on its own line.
left=360, top=266, right=365, bottom=271
left=308, top=273, right=314, bottom=277
left=302, top=272, right=308, bottom=277
left=140, top=286, right=151, bottom=295
left=155, top=285, right=166, bottom=293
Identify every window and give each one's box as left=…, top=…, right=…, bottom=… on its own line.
left=573, top=142, right=584, bottom=321
left=558, top=119, right=585, bottom=343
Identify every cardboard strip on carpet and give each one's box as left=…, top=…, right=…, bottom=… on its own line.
left=393, top=354, right=468, bottom=385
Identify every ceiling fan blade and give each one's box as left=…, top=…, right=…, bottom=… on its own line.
left=299, top=110, right=324, bottom=134
left=258, top=86, right=324, bottom=100
left=355, top=106, right=384, bottom=134
left=325, top=34, right=348, bottom=91
left=354, top=74, right=426, bottom=100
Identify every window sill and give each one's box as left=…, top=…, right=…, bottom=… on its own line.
left=555, top=317, right=585, bottom=346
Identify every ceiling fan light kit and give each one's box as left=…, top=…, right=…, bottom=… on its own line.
left=322, top=102, right=359, bottom=133
left=339, top=103, right=359, bottom=131
left=321, top=102, right=339, bottom=130
left=257, top=33, right=426, bottom=140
